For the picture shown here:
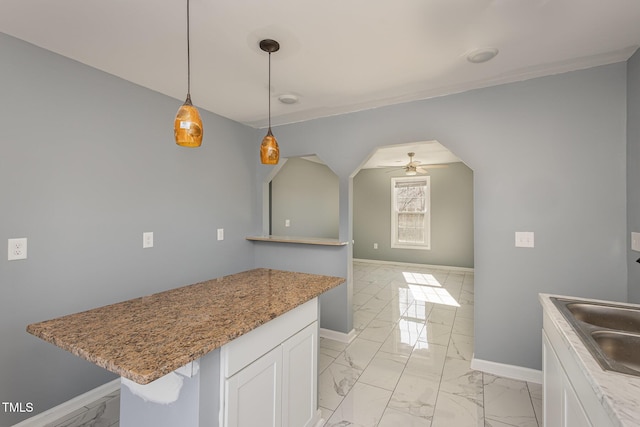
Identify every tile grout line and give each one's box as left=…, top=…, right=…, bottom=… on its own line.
left=428, top=271, right=452, bottom=427
left=323, top=274, right=407, bottom=426
left=335, top=270, right=423, bottom=426
left=526, top=381, right=541, bottom=427
left=429, top=269, right=461, bottom=427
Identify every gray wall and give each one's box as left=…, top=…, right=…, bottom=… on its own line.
left=253, top=243, right=351, bottom=333
left=254, top=166, right=353, bottom=334
left=628, top=49, right=640, bottom=303
left=271, top=157, right=339, bottom=238
left=353, top=162, right=473, bottom=268
left=0, top=34, right=257, bottom=425
left=261, top=62, right=628, bottom=373
left=1, top=29, right=633, bottom=426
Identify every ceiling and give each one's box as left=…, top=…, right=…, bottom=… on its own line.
left=2, top=0, right=640, bottom=132
left=361, top=141, right=461, bottom=169
left=301, top=141, right=460, bottom=170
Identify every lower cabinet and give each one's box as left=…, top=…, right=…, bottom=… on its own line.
left=542, top=310, right=613, bottom=427
left=221, top=298, right=319, bottom=427
left=563, top=373, right=590, bottom=427
left=543, top=331, right=591, bottom=427
left=282, top=322, right=318, bottom=427
left=542, top=331, right=563, bottom=425
left=225, top=345, right=283, bottom=427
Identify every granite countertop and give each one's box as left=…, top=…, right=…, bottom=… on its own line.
left=539, top=293, right=640, bottom=427
left=27, top=268, right=344, bottom=385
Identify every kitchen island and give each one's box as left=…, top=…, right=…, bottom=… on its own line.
left=27, top=268, right=344, bottom=427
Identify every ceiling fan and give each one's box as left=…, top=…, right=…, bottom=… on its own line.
left=387, top=152, right=448, bottom=175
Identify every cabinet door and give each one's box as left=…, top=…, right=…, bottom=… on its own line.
left=225, top=346, right=282, bottom=427
left=543, top=330, right=593, bottom=427
left=564, top=377, right=592, bottom=427
left=543, top=331, right=563, bottom=427
left=282, top=321, right=318, bottom=427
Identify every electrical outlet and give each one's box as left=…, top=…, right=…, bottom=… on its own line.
left=143, top=232, right=153, bottom=248
left=217, top=229, right=224, bottom=241
left=8, top=238, right=27, bottom=260
left=285, top=219, right=291, bottom=227
left=373, top=243, right=378, bottom=249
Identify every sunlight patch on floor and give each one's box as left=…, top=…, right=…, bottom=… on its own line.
left=402, top=271, right=442, bottom=287
left=408, top=284, right=460, bottom=307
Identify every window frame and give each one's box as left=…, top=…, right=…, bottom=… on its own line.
left=390, top=176, right=431, bottom=250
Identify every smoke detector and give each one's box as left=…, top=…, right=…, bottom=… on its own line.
left=466, top=48, right=499, bottom=64
left=278, top=94, right=299, bottom=105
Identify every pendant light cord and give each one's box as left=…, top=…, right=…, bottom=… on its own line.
left=186, top=0, right=191, bottom=97
left=268, top=51, right=272, bottom=129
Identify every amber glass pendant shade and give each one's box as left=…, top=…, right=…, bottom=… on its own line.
left=259, top=39, right=280, bottom=165
left=174, top=0, right=202, bottom=148
left=260, top=128, right=279, bottom=164
left=174, top=95, right=203, bottom=147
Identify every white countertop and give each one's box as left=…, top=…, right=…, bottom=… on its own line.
left=539, top=293, right=640, bottom=427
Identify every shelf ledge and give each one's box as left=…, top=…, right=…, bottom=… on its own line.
left=246, top=235, right=348, bottom=246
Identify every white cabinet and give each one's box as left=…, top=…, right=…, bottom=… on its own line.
left=225, top=345, right=282, bottom=427
left=221, top=298, right=320, bottom=427
left=542, top=331, right=591, bottom=427
left=542, top=310, right=613, bottom=427
left=543, top=331, right=563, bottom=426
left=563, top=374, right=590, bottom=427
left=282, top=322, right=318, bottom=427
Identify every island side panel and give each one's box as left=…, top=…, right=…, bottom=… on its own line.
left=120, top=373, right=200, bottom=427
left=200, top=348, right=221, bottom=427
left=120, top=348, right=221, bottom=427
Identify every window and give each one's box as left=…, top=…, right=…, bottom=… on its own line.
left=391, top=176, right=430, bottom=250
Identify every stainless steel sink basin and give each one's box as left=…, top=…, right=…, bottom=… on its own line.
left=552, top=298, right=640, bottom=377
left=566, top=302, right=640, bottom=334
left=591, top=330, right=640, bottom=373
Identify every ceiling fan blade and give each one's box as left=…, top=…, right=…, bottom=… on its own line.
left=422, top=164, right=449, bottom=169
left=385, top=167, right=404, bottom=173
left=416, top=167, right=429, bottom=174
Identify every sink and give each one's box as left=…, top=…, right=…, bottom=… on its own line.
left=566, top=302, right=640, bottom=334
left=552, top=298, right=640, bottom=377
left=591, top=330, right=640, bottom=373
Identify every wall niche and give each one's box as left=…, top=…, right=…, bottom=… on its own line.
left=269, top=155, right=339, bottom=239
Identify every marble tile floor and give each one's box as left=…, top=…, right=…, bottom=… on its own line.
left=319, top=261, right=542, bottom=427
left=35, top=261, right=541, bottom=427
left=41, top=389, right=119, bottom=427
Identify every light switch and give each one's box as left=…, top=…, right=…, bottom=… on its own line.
left=515, top=231, right=534, bottom=248
left=217, top=229, right=224, bottom=241
left=632, top=232, right=640, bottom=252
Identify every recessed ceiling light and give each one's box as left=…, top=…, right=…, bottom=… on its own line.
left=278, top=94, right=299, bottom=105
left=466, top=48, right=499, bottom=64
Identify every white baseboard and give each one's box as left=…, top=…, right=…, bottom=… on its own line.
left=12, top=379, right=120, bottom=427
left=311, top=409, right=324, bottom=427
left=471, top=357, right=542, bottom=384
left=353, top=258, right=474, bottom=273
left=319, top=327, right=357, bottom=344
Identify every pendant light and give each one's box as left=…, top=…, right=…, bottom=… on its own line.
left=174, top=0, right=203, bottom=147
left=259, top=39, right=280, bottom=165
